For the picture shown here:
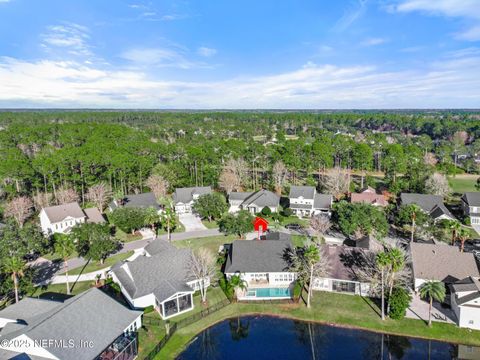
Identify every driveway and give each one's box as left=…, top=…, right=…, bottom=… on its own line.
left=179, top=213, right=207, bottom=231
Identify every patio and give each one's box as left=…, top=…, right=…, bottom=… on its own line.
left=406, top=292, right=457, bottom=325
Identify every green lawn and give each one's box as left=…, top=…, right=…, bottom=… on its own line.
left=138, top=312, right=167, bottom=357
left=157, top=217, right=185, bottom=235
left=115, top=228, right=143, bottom=243
left=30, top=280, right=94, bottom=298
left=157, top=291, right=480, bottom=359
left=68, top=251, right=134, bottom=275
left=174, top=234, right=236, bottom=254
left=448, top=175, right=478, bottom=194
left=42, top=250, right=79, bottom=262
left=201, top=220, right=219, bottom=229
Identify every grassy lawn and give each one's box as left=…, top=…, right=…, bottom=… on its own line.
left=157, top=291, right=480, bottom=359
left=448, top=175, right=478, bottom=194
left=68, top=251, right=134, bottom=275
left=201, top=219, right=219, bottom=229
left=291, top=234, right=310, bottom=247
left=30, top=280, right=95, bottom=299
left=115, top=228, right=143, bottom=243
left=174, top=234, right=236, bottom=254
left=157, top=217, right=185, bottom=235
left=42, top=250, right=79, bottom=262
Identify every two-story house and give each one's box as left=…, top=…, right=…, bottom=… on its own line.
left=172, top=186, right=212, bottom=214
left=288, top=186, right=333, bottom=217
left=461, top=192, right=480, bottom=229
left=228, top=189, right=280, bottom=214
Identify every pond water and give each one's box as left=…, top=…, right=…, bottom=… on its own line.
left=176, top=316, right=477, bottom=359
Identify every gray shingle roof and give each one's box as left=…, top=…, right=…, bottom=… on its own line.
left=262, top=231, right=292, bottom=241
left=235, top=189, right=280, bottom=208
left=83, top=207, right=106, bottom=224
left=462, top=192, right=480, bottom=207
left=429, top=203, right=455, bottom=220
left=314, top=194, right=333, bottom=209
left=144, top=239, right=176, bottom=256
left=0, top=298, right=61, bottom=322
left=153, top=279, right=194, bottom=303
left=400, top=193, right=444, bottom=213
left=450, top=277, right=480, bottom=293
left=224, top=240, right=292, bottom=273
left=112, top=241, right=194, bottom=301
left=110, top=192, right=160, bottom=211
left=289, top=186, right=315, bottom=200
left=228, top=192, right=253, bottom=201
left=410, top=242, right=480, bottom=282
left=0, top=288, right=142, bottom=360
left=0, top=349, right=49, bottom=359
left=173, top=187, right=212, bottom=204
left=42, top=202, right=85, bottom=223
left=319, top=245, right=369, bottom=282
left=457, top=291, right=480, bottom=306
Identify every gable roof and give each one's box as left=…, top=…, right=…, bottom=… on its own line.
left=0, top=298, right=61, bottom=322
left=0, top=288, right=141, bottom=360
left=224, top=240, right=292, bottom=273
left=229, top=192, right=253, bottom=201
left=144, top=239, right=176, bottom=256
left=83, top=207, right=105, bottom=224
left=351, top=192, right=388, bottom=206
left=42, top=202, right=85, bottom=223
left=400, top=193, right=444, bottom=213
left=237, top=189, right=279, bottom=208
left=319, top=245, right=371, bottom=282
left=450, top=277, right=480, bottom=293
left=289, top=186, right=315, bottom=199
left=112, top=241, right=193, bottom=301
left=314, top=193, right=333, bottom=209
left=110, top=192, right=160, bottom=211
left=410, top=242, right=480, bottom=282
left=429, top=203, right=455, bottom=220
left=173, top=187, right=212, bottom=204
left=457, top=291, right=480, bottom=306
left=462, top=192, right=480, bottom=207
left=262, top=231, right=292, bottom=241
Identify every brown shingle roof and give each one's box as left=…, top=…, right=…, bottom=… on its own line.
left=410, top=242, right=480, bottom=282
left=43, top=202, right=85, bottom=223
left=351, top=192, right=388, bottom=206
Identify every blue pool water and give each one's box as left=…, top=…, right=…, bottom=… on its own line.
left=253, top=287, right=291, bottom=298
left=177, top=316, right=467, bottom=359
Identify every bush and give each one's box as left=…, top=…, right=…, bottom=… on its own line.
left=293, top=280, right=303, bottom=301
left=219, top=277, right=234, bottom=301
left=282, top=208, right=293, bottom=217
left=261, top=206, right=272, bottom=216
left=144, top=305, right=154, bottom=314
left=388, top=287, right=412, bottom=320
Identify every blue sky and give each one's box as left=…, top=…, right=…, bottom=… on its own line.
left=0, top=0, right=479, bottom=108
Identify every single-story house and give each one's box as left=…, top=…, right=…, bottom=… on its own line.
left=0, top=288, right=142, bottom=360
left=228, top=189, right=280, bottom=214
left=173, top=186, right=212, bottom=214
left=312, top=245, right=371, bottom=296
left=111, top=240, right=209, bottom=319
left=108, top=192, right=162, bottom=213
left=461, top=192, right=480, bottom=228
left=400, top=193, right=455, bottom=222
left=351, top=186, right=388, bottom=207
left=410, top=242, right=480, bottom=291
left=224, top=239, right=295, bottom=300
left=450, top=277, right=480, bottom=330
left=39, top=202, right=105, bottom=236
left=288, top=186, right=333, bottom=217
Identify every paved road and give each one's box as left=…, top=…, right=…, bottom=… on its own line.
left=33, top=228, right=221, bottom=284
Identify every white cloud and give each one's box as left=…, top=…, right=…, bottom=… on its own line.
left=333, top=0, right=368, bottom=32
left=456, top=25, right=480, bottom=41
left=0, top=0, right=12, bottom=3
left=360, top=37, right=388, bottom=46
left=197, top=47, right=217, bottom=57
left=1, top=53, right=480, bottom=108
left=41, top=23, right=92, bottom=56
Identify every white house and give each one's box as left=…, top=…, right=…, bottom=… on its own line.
left=0, top=288, right=142, bottom=360
left=39, top=202, right=105, bottom=236
left=450, top=277, right=480, bottom=330
left=111, top=240, right=209, bottom=319
left=172, top=186, right=212, bottom=214
left=312, top=245, right=371, bottom=296
left=228, top=189, right=280, bottom=214
left=461, top=192, right=480, bottom=232
left=224, top=239, right=296, bottom=300
left=288, top=186, right=333, bottom=217
left=410, top=242, right=480, bottom=291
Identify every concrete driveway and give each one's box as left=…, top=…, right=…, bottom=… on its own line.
left=179, top=213, right=207, bottom=232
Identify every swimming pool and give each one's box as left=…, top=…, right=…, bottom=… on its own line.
left=246, top=287, right=291, bottom=298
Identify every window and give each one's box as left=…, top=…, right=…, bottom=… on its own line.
left=469, top=320, right=474, bottom=325
left=332, top=280, right=356, bottom=294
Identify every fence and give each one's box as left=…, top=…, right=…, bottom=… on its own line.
left=142, top=298, right=231, bottom=360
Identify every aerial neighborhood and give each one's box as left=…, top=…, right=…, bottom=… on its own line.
left=1, top=112, right=480, bottom=359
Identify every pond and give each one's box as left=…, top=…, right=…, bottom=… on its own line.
left=176, top=316, right=477, bottom=359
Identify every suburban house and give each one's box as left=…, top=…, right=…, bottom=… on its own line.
left=410, top=242, right=480, bottom=291
left=0, top=288, right=142, bottom=360
left=400, top=193, right=455, bottom=222
left=288, top=186, right=333, bottom=217
left=461, top=192, right=480, bottom=229
left=39, top=202, right=105, bottom=236
left=173, top=186, right=212, bottom=214
left=312, top=245, right=371, bottom=296
left=108, top=192, right=162, bottom=213
left=450, top=277, right=480, bottom=330
left=351, top=186, right=388, bottom=207
left=228, top=189, right=280, bottom=214
left=224, top=239, right=295, bottom=300
left=111, top=240, right=209, bottom=319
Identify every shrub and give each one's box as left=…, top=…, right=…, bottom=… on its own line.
left=388, top=287, right=412, bottom=320
left=293, top=280, right=303, bottom=302
left=282, top=208, right=293, bottom=217
left=219, top=277, right=234, bottom=301
left=143, top=305, right=154, bottom=314
left=261, top=206, right=272, bottom=216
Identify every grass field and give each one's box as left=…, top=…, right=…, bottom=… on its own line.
left=68, top=251, right=134, bottom=275
left=448, top=175, right=478, bottom=194
left=174, top=234, right=236, bottom=254
left=157, top=291, right=480, bottom=359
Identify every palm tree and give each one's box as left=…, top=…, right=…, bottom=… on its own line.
left=386, top=248, right=405, bottom=315
left=376, top=251, right=390, bottom=320
left=228, top=275, right=247, bottom=301
left=419, top=281, right=446, bottom=327
left=457, top=227, right=470, bottom=253
left=3, top=256, right=26, bottom=303
left=161, top=205, right=176, bottom=242
left=448, top=220, right=462, bottom=246
left=144, top=207, right=159, bottom=232
left=54, top=235, right=76, bottom=295
left=303, top=245, right=320, bottom=308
